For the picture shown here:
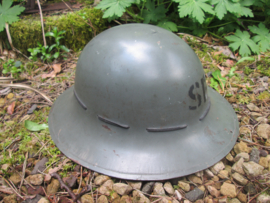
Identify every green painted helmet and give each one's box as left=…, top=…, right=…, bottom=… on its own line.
left=49, top=24, right=239, bottom=180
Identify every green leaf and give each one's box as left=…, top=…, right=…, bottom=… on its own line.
left=60, top=45, right=70, bottom=52
left=14, top=61, right=22, bottom=67
left=174, top=0, right=215, bottom=24
left=236, top=56, right=255, bottom=64
left=210, top=78, right=219, bottom=91
left=212, top=70, right=226, bottom=89
left=211, top=0, right=240, bottom=19
left=25, top=120, right=48, bottom=132
left=157, top=21, right=178, bottom=32
left=95, top=0, right=135, bottom=18
left=226, top=67, right=236, bottom=78
left=45, top=32, right=55, bottom=37
left=248, top=23, right=270, bottom=52
left=225, top=29, right=259, bottom=57
left=212, top=0, right=254, bottom=19
left=0, top=0, right=25, bottom=32
left=142, top=1, right=166, bottom=23
left=53, top=52, right=60, bottom=59
left=49, top=44, right=57, bottom=52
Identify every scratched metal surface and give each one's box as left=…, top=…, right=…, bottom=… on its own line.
left=48, top=24, right=239, bottom=180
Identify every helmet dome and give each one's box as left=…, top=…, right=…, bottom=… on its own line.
left=49, top=24, right=239, bottom=180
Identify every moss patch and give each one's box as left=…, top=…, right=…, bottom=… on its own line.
left=10, top=8, right=106, bottom=54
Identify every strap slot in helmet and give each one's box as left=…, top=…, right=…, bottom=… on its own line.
left=74, top=90, right=87, bottom=110
left=146, top=124, right=187, bottom=132
left=199, top=100, right=211, bottom=121
left=98, top=115, right=130, bottom=129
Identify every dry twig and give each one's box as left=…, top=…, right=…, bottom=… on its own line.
left=51, top=172, right=91, bottom=203
left=0, top=83, right=52, bottom=104
left=36, top=0, right=46, bottom=46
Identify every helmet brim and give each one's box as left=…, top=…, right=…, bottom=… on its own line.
left=49, top=86, right=238, bottom=180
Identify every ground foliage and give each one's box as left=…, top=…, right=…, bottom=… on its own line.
left=9, top=7, right=106, bottom=54
left=0, top=34, right=270, bottom=202
left=95, top=0, right=270, bottom=56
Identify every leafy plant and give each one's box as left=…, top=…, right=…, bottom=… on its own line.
left=0, top=0, right=25, bottom=32
left=1, top=59, right=22, bottom=75
left=28, top=27, right=69, bottom=62
left=45, top=27, right=70, bottom=60
left=225, top=30, right=259, bottom=57
left=173, top=0, right=215, bottom=24
left=248, top=23, right=270, bottom=52
left=210, top=69, right=226, bottom=91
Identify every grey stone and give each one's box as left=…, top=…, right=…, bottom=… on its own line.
left=142, top=182, right=155, bottom=194
left=113, top=183, right=133, bottom=196
left=220, top=183, right=237, bottom=198
left=64, top=175, right=77, bottom=188
left=175, top=190, right=182, bottom=201
left=46, top=178, right=60, bottom=195
left=153, top=182, right=165, bottom=195
left=210, top=161, right=225, bottom=175
left=206, top=186, right=220, bottom=198
left=127, top=181, right=142, bottom=190
left=132, top=190, right=150, bottom=203
left=9, top=173, right=22, bottom=186
left=228, top=198, right=241, bottom=203
left=257, top=194, right=270, bottom=203
left=98, top=195, right=108, bottom=203
left=185, top=188, right=204, bottom=202
left=178, top=181, right=190, bottom=192
left=98, top=179, right=113, bottom=196
left=244, top=183, right=256, bottom=195
left=234, top=153, right=249, bottom=162
left=164, top=182, right=174, bottom=195
left=22, top=194, right=42, bottom=203
left=120, top=195, right=132, bottom=203
left=3, top=194, right=17, bottom=203
left=232, top=173, right=248, bottom=185
left=242, top=161, right=264, bottom=176
left=259, top=150, right=268, bottom=157
left=204, top=169, right=214, bottom=178
left=94, top=175, right=110, bottom=186
left=37, top=198, right=50, bottom=203
left=257, top=124, right=270, bottom=139
left=81, top=195, right=94, bottom=203
left=25, top=174, right=44, bottom=186
left=232, top=157, right=245, bottom=175
left=31, top=157, right=48, bottom=175
left=247, top=103, right=260, bottom=112
left=250, top=148, right=260, bottom=163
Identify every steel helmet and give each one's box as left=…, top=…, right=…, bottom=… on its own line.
left=49, top=24, right=239, bottom=180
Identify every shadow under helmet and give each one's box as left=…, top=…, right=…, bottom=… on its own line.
left=48, top=24, right=239, bottom=180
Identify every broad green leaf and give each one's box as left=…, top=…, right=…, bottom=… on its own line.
left=45, top=32, right=55, bottom=37
left=236, top=56, right=255, bottom=64
left=212, top=70, right=226, bottom=90
left=142, top=1, right=166, bottom=23
left=157, top=21, right=178, bottom=32
left=60, top=45, right=70, bottom=52
left=238, top=0, right=254, bottom=17
left=211, top=0, right=240, bottom=19
left=0, top=0, right=25, bottom=32
left=248, top=23, right=270, bottom=52
left=25, top=120, right=48, bottom=132
left=53, top=52, right=60, bottom=59
left=210, top=78, right=219, bottom=91
left=96, top=0, right=135, bottom=18
left=225, top=29, right=259, bottom=57
left=174, top=0, right=214, bottom=24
